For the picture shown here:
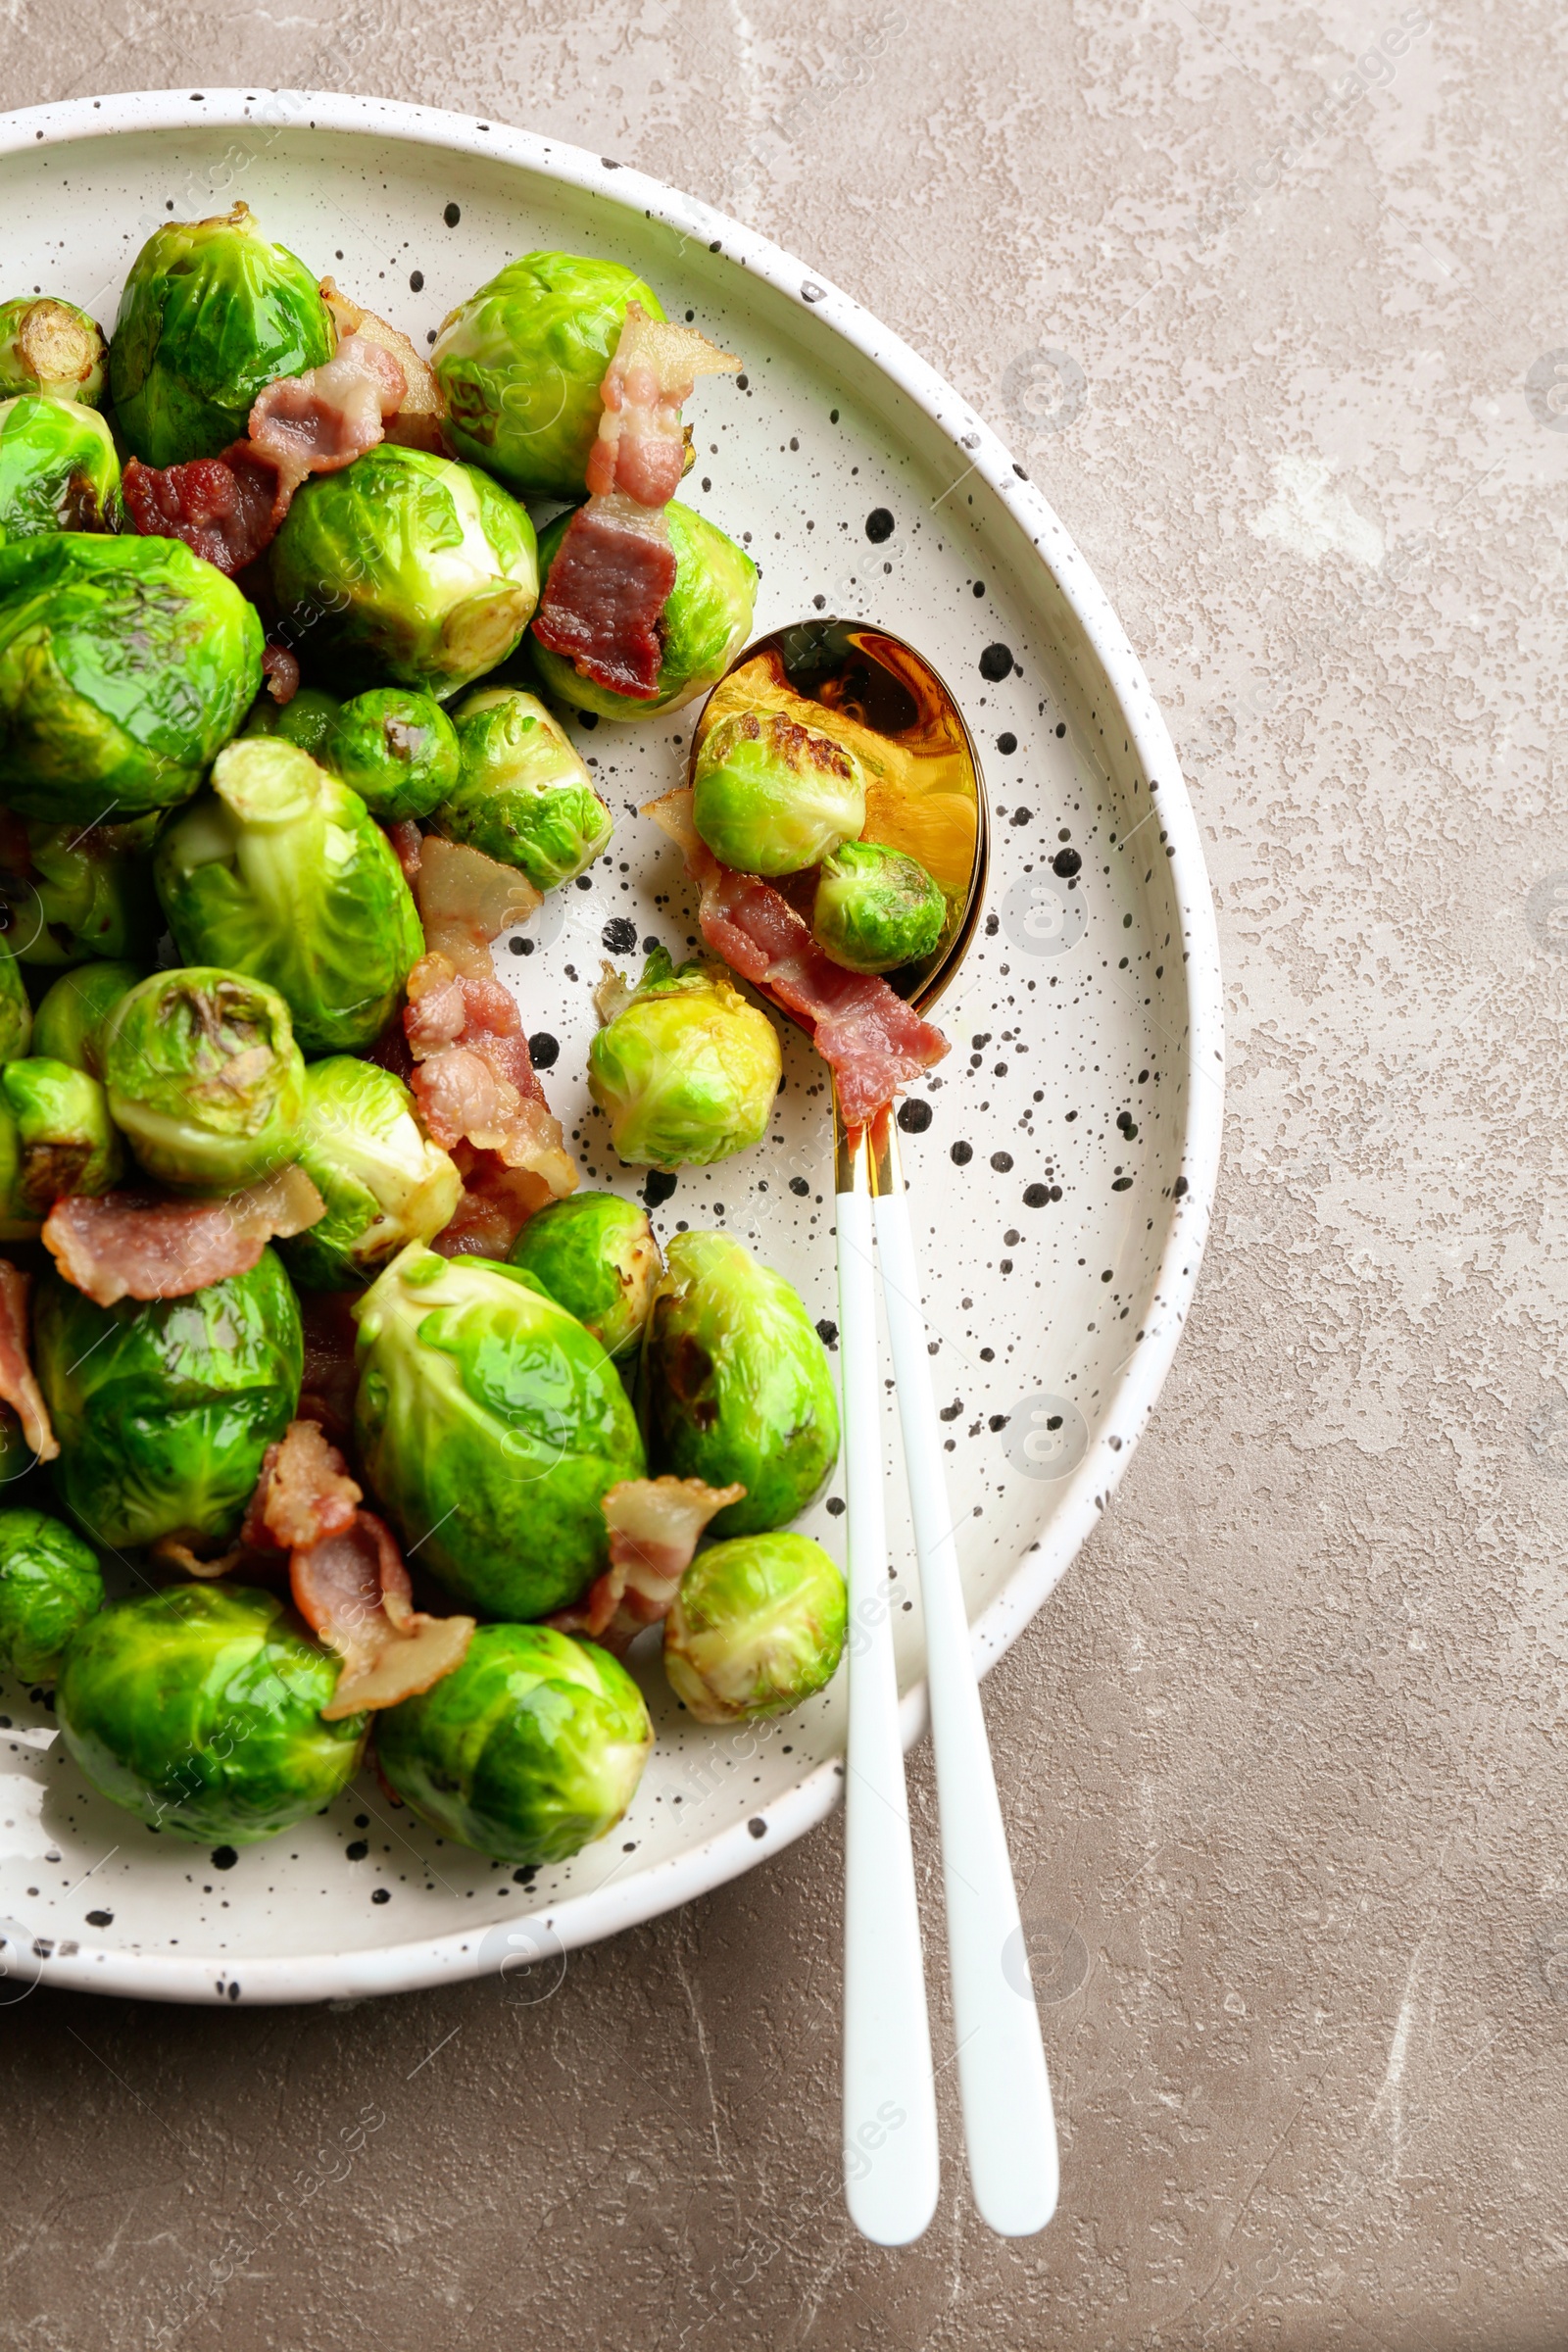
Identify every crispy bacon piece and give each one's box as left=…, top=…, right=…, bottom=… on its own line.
left=428, top=1148, right=545, bottom=1260
left=551, top=1477, right=744, bottom=1652
left=386, top=818, right=422, bottom=880
left=122, top=444, right=280, bottom=574
left=319, top=277, right=446, bottom=452
left=41, top=1166, right=326, bottom=1308
left=261, top=644, right=301, bottom=705
left=532, top=305, right=739, bottom=700
left=413, top=837, right=539, bottom=982
left=0, top=1260, right=57, bottom=1464
left=645, top=787, right=949, bottom=1126
left=291, top=1509, right=473, bottom=1719
left=404, top=953, right=578, bottom=1213
left=243, top=1419, right=362, bottom=1555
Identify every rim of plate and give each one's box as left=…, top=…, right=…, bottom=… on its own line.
left=0, top=88, right=1224, bottom=2003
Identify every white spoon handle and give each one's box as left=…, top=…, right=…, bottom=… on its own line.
left=836, top=1166, right=940, bottom=2246
left=872, top=1136, right=1059, bottom=2238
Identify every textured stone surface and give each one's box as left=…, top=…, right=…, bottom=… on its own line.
left=4, top=4, right=1568, bottom=2346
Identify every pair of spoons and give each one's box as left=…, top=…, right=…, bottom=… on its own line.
left=689, top=621, right=1059, bottom=2244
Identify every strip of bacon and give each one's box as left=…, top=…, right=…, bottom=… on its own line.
left=0, top=1260, right=57, bottom=1464
left=413, top=836, right=540, bottom=982
left=261, top=644, right=301, bottom=705
left=122, top=444, right=279, bottom=575
left=242, top=1418, right=362, bottom=1554
left=645, top=787, right=949, bottom=1126
left=386, top=818, right=422, bottom=880
left=291, top=1509, right=473, bottom=1719
left=42, top=1166, right=325, bottom=1308
left=404, top=952, right=578, bottom=1215
left=318, top=277, right=446, bottom=453
left=532, top=305, right=739, bottom=700
left=550, top=1476, right=744, bottom=1652
left=428, top=1147, right=547, bottom=1261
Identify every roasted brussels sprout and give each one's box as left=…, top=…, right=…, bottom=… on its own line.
left=663, top=1531, right=847, bottom=1723
left=811, top=839, right=946, bottom=974
left=353, top=1246, right=646, bottom=1619
left=322, top=687, right=460, bottom=822
left=0, top=534, right=264, bottom=823
left=0, top=1507, right=104, bottom=1682
left=507, top=1191, right=662, bottom=1358
left=529, top=501, right=756, bottom=720
left=0, top=1056, right=122, bottom=1210
left=101, top=966, right=306, bottom=1193
left=243, top=684, right=342, bottom=760
left=692, top=710, right=866, bottom=877
left=0, top=936, right=30, bottom=1061
left=432, top=685, right=611, bottom=890
left=433, top=252, right=666, bottom=501
left=1, top=815, right=161, bottom=967
left=269, top=444, right=539, bottom=701
left=280, top=1057, right=462, bottom=1292
left=56, top=1584, right=365, bottom=1844
left=0, top=298, right=107, bottom=407
left=0, top=396, right=121, bottom=545
left=30, top=959, right=142, bottom=1074
left=109, top=203, right=335, bottom=467
left=35, top=1250, right=303, bottom=1549
left=588, top=949, right=780, bottom=1171
left=155, top=737, right=424, bottom=1054
left=376, top=1623, right=652, bottom=1863
left=646, top=1231, right=839, bottom=1536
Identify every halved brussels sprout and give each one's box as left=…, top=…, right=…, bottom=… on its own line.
left=322, top=688, right=461, bottom=821
left=34, top=1250, right=303, bottom=1550
left=353, top=1246, right=646, bottom=1619
left=0, top=1507, right=104, bottom=1682
left=243, top=684, right=342, bottom=760
left=280, top=1057, right=462, bottom=1292
left=588, top=949, right=780, bottom=1171
left=109, top=203, right=335, bottom=466
left=646, top=1231, right=840, bottom=1536
left=0, top=299, right=106, bottom=407
left=376, top=1622, right=652, bottom=1863
left=155, top=737, right=424, bottom=1054
left=433, top=253, right=666, bottom=501
left=529, top=501, right=757, bottom=720
left=0, top=1056, right=122, bottom=1211
left=1, top=815, right=161, bottom=967
left=0, top=534, right=264, bottom=822
left=663, top=1531, right=847, bottom=1724
left=692, top=710, right=866, bottom=877
left=0, top=936, right=30, bottom=1061
left=269, top=444, right=539, bottom=701
left=56, top=1584, right=366, bottom=1845
left=101, top=966, right=306, bottom=1193
left=0, top=397, right=121, bottom=546
left=430, top=685, right=611, bottom=890
left=507, top=1191, right=662, bottom=1358
left=30, top=959, right=143, bottom=1073
left=811, top=838, right=946, bottom=974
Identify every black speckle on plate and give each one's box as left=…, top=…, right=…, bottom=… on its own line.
left=644, top=1170, right=677, bottom=1208
left=979, top=643, right=1013, bottom=681
left=815, top=1318, right=838, bottom=1348
left=85, top=1909, right=113, bottom=1929
left=602, top=914, right=638, bottom=955
left=951, top=1141, right=973, bottom=1165
left=371, top=1887, right=391, bottom=1904
left=346, top=1840, right=368, bottom=1861
left=789, top=1175, right=809, bottom=1197
left=528, top=1032, right=560, bottom=1069
left=865, top=508, right=894, bottom=543
left=991, top=1152, right=1013, bottom=1172
left=1053, top=847, right=1082, bottom=877
left=443, top=201, right=461, bottom=226
left=211, top=1846, right=237, bottom=1871
left=748, top=1817, right=768, bottom=1838
left=898, top=1099, right=933, bottom=1134
left=409, top=269, right=424, bottom=292
left=997, top=731, right=1017, bottom=755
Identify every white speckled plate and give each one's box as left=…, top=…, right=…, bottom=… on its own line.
left=0, top=90, right=1222, bottom=2004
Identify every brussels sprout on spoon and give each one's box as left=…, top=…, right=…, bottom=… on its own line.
left=691, top=709, right=866, bottom=876
left=811, top=839, right=947, bottom=975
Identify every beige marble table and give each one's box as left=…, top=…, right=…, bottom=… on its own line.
left=3, top=4, right=1565, bottom=2344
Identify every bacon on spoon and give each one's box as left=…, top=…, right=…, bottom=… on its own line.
left=550, top=1476, right=744, bottom=1653
left=41, top=1166, right=326, bottom=1308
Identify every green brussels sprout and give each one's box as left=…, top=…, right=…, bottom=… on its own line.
left=0, top=533, right=264, bottom=823
left=56, top=1584, right=366, bottom=1845
left=0, top=1507, right=104, bottom=1682
left=0, top=936, right=30, bottom=1061
left=30, top=958, right=143, bottom=1074
left=663, top=1531, right=847, bottom=1723
left=530, top=500, right=757, bottom=721
left=646, top=1231, right=839, bottom=1536
left=507, top=1191, right=662, bottom=1358
left=109, top=203, right=335, bottom=467
left=432, top=685, right=611, bottom=889
left=321, top=687, right=460, bottom=821
left=101, top=966, right=306, bottom=1193
left=353, top=1245, right=646, bottom=1619
left=155, top=737, right=424, bottom=1054
left=433, top=252, right=666, bottom=501
left=0, top=1055, right=122, bottom=1211
left=811, top=839, right=947, bottom=974
left=0, top=298, right=107, bottom=407
left=377, top=1622, right=652, bottom=1863
left=34, top=1250, right=303, bottom=1550
left=243, top=684, right=342, bottom=760
left=587, top=948, right=780, bottom=1171
left=1, top=815, right=161, bottom=967
left=280, top=1056, right=462, bottom=1292
left=0, top=396, right=121, bottom=545
left=269, top=444, right=539, bottom=702
left=691, top=710, right=866, bottom=877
